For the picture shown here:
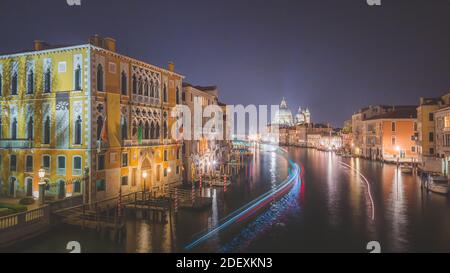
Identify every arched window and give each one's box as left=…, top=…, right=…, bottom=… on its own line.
left=75, top=65, right=82, bottom=90
left=121, top=71, right=127, bottom=96
left=150, top=122, right=155, bottom=139
left=138, top=78, right=143, bottom=95
left=144, top=121, right=150, bottom=139
left=27, top=117, right=33, bottom=140
left=144, top=80, right=149, bottom=96
left=176, top=87, right=180, bottom=104
left=132, top=121, right=137, bottom=138
left=155, top=123, right=160, bottom=139
left=163, top=121, right=168, bottom=139
left=163, top=84, right=168, bottom=102
left=121, top=117, right=128, bottom=140
left=150, top=81, right=154, bottom=97
left=27, top=69, right=34, bottom=94
left=97, top=116, right=103, bottom=140
left=11, top=72, right=18, bottom=95
left=155, top=83, right=159, bottom=99
left=11, top=118, right=17, bottom=140
left=43, top=116, right=50, bottom=144
left=74, top=115, right=82, bottom=145
left=132, top=75, right=137, bottom=94
left=96, top=64, right=104, bottom=92
left=44, top=67, right=51, bottom=93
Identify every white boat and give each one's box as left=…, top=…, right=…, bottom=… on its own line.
left=427, top=176, right=449, bottom=195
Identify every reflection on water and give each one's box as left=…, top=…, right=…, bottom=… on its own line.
left=246, top=148, right=450, bottom=253
left=13, top=147, right=450, bottom=253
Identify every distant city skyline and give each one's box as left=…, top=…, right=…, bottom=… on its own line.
left=0, top=0, right=449, bottom=126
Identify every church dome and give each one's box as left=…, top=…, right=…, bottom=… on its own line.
left=274, top=97, right=293, bottom=126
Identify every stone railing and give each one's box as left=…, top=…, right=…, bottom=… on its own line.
left=131, top=95, right=161, bottom=106
left=48, top=194, right=84, bottom=212
left=0, top=205, right=51, bottom=248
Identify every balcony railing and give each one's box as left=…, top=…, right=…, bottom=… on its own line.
left=0, top=139, right=33, bottom=149
left=131, top=95, right=161, bottom=106
left=123, top=139, right=161, bottom=147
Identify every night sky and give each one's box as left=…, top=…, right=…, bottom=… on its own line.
left=0, top=0, right=449, bottom=126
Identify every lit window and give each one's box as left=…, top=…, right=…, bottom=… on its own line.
left=445, top=115, right=450, bottom=128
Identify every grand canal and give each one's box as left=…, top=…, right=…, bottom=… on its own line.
left=11, top=146, right=450, bottom=253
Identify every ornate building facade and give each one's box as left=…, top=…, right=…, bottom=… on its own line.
left=0, top=36, right=183, bottom=203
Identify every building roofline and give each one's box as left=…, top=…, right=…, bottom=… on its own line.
left=0, top=43, right=185, bottom=79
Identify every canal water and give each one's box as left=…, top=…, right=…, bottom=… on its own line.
left=9, top=147, right=450, bottom=253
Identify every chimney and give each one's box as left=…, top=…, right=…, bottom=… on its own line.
left=89, top=34, right=102, bottom=47
left=34, top=40, right=46, bottom=51
left=103, top=37, right=116, bottom=52
left=168, top=61, right=175, bottom=72
left=420, top=97, right=424, bottom=105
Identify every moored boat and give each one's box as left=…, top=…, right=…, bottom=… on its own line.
left=427, top=176, right=449, bottom=195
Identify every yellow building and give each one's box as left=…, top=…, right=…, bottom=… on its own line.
left=0, top=36, right=183, bottom=203
left=416, top=94, right=450, bottom=157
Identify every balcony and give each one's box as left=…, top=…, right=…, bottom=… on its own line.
left=0, top=139, right=33, bottom=149
left=131, top=95, right=161, bottom=106
left=123, top=139, right=161, bottom=147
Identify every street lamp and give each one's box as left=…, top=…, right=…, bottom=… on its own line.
left=38, top=167, right=46, bottom=206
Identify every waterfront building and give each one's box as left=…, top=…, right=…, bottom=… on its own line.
left=351, top=105, right=392, bottom=156
left=361, top=106, right=418, bottom=163
left=0, top=36, right=183, bottom=202
left=416, top=93, right=450, bottom=172
left=181, top=83, right=227, bottom=182
left=433, top=104, right=450, bottom=175
left=341, top=119, right=353, bottom=152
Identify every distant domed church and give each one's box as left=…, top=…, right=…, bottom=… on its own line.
left=273, top=97, right=311, bottom=126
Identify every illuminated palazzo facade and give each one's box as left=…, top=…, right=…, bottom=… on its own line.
left=0, top=36, right=183, bottom=203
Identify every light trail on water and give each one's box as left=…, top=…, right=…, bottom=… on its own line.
left=339, top=161, right=375, bottom=221
left=184, top=145, right=301, bottom=251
